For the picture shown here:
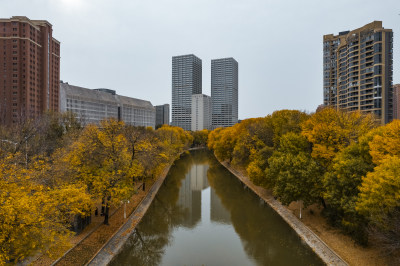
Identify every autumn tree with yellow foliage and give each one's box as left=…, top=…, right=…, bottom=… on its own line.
left=301, top=108, right=377, bottom=168
left=0, top=154, right=91, bottom=263
left=65, top=119, right=140, bottom=224
left=191, top=129, right=210, bottom=147
left=208, top=108, right=400, bottom=257
left=0, top=115, right=193, bottom=264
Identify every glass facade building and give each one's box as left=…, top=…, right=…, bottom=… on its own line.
left=211, top=58, right=238, bottom=128
left=155, top=104, right=169, bottom=127
left=171, top=54, right=202, bottom=131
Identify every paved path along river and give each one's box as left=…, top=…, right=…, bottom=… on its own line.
left=110, top=150, right=324, bottom=265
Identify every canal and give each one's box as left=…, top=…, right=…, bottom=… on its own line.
left=111, top=150, right=324, bottom=266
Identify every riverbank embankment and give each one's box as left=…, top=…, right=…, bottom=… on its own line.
left=218, top=158, right=348, bottom=266
left=85, top=156, right=178, bottom=265
left=31, top=154, right=181, bottom=266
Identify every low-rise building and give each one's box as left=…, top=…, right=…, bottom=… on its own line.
left=60, top=81, right=155, bottom=127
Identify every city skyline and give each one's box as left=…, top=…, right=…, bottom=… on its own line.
left=1, top=0, right=399, bottom=120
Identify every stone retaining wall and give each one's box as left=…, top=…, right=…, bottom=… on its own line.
left=85, top=161, right=175, bottom=266
left=219, top=160, right=348, bottom=266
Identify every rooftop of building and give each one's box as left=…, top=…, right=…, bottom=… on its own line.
left=0, top=16, right=52, bottom=28
left=192, top=93, right=211, bottom=98
left=60, top=81, right=154, bottom=110
left=323, top=21, right=391, bottom=42
left=0, top=16, right=60, bottom=43
left=211, top=57, right=238, bottom=63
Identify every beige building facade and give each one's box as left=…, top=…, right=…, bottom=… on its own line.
left=191, top=94, right=212, bottom=131
left=323, top=21, right=393, bottom=124
left=394, top=84, right=400, bottom=120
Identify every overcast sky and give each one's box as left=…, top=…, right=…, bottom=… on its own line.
left=2, top=0, right=399, bottom=119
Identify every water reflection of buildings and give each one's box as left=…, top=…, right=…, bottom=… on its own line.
left=178, top=163, right=231, bottom=227
left=178, top=164, right=209, bottom=228
left=210, top=189, right=231, bottom=224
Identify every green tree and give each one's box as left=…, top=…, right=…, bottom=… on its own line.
left=266, top=133, right=323, bottom=207
left=270, top=109, right=309, bottom=147
left=323, top=139, right=374, bottom=243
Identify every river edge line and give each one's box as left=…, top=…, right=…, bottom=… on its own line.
left=85, top=150, right=189, bottom=266
left=217, top=156, right=348, bottom=266
left=83, top=148, right=346, bottom=265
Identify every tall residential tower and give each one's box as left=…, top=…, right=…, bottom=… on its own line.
left=323, top=21, right=393, bottom=124
left=172, top=54, right=202, bottom=130
left=211, top=57, right=238, bottom=128
left=0, top=16, right=60, bottom=124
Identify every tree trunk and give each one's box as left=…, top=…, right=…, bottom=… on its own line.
left=320, top=197, right=327, bottom=209
left=130, top=145, right=135, bottom=167
left=103, top=196, right=111, bottom=225
left=101, top=197, right=105, bottom=216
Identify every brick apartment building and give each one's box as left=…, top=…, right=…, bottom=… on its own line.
left=0, top=16, right=60, bottom=124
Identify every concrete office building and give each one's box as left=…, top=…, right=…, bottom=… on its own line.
left=323, top=21, right=393, bottom=124
left=394, top=84, right=400, bottom=120
left=0, top=16, right=60, bottom=124
left=191, top=94, right=212, bottom=131
left=155, top=104, right=169, bottom=127
left=211, top=58, right=238, bottom=128
left=172, top=54, right=202, bottom=130
left=60, top=81, right=155, bottom=127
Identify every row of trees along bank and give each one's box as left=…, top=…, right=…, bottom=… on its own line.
left=207, top=108, right=400, bottom=262
left=0, top=113, right=193, bottom=264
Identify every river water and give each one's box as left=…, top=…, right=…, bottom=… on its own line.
left=111, top=150, right=324, bottom=266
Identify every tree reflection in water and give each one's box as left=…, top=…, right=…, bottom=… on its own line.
left=207, top=156, right=323, bottom=266
left=111, top=151, right=207, bottom=266
left=111, top=150, right=323, bottom=266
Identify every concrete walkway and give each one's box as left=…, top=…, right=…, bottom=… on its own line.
left=219, top=160, right=348, bottom=266
left=85, top=162, right=174, bottom=266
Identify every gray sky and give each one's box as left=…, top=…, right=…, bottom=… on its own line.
left=2, top=0, right=399, bottom=119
